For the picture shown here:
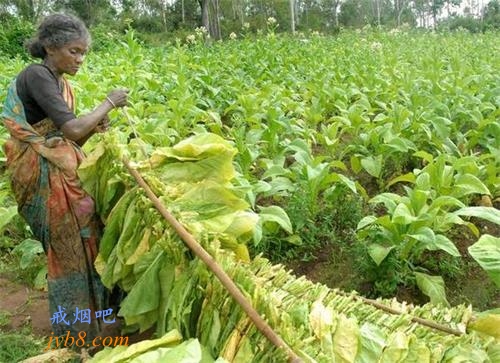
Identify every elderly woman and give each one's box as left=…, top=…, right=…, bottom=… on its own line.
left=2, top=13, right=127, bottom=342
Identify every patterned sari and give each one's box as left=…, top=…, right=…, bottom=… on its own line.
left=2, top=77, right=106, bottom=340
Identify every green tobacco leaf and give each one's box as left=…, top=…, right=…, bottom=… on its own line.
left=350, top=155, right=362, bottom=174
left=257, top=205, right=293, bottom=234
left=77, top=141, right=106, bottom=194
left=148, top=134, right=237, bottom=183
left=454, top=174, right=491, bottom=198
left=369, top=193, right=401, bottom=213
left=355, top=182, right=369, bottom=200
left=468, top=234, right=500, bottom=287
left=392, top=203, right=417, bottom=225
left=0, top=206, right=17, bottom=231
left=361, top=156, right=382, bottom=178
left=262, top=165, right=290, bottom=179
left=90, top=346, right=128, bottom=362
left=90, top=329, right=184, bottom=363
left=357, top=216, right=377, bottom=230
left=285, top=234, right=303, bottom=245
left=454, top=207, right=500, bottom=225
left=409, top=189, right=428, bottom=216
left=468, top=313, right=500, bottom=339
left=385, top=137, right=416, bottom=153
left=408, top=228, right=460, bottom=256
left=171, top=133, right=235, bottom=159
left=157, top=263, right=176, bottom=336
left=120, top=253, right=164, bottom=318
left=413, top=150, right=434, bottom=164
left=333, top=315, right=359, bottom=362
left=12, top=239, right=44, bottom=269
left=223, top=211, right=259, bottom=242
left=430, top=116, right=451, bottom=139
left=386, top=173, right=416, bottom=188
left=309, top=300, right=335, bottom=356
left=129, top=339, right=203, bottom=363
left=357, top=323, right=386, bottom=363
left=368, top=244, right=395, bottom=266
left=433, top=234, right=460, bottom=256
left=34, top=266, right=48, bottom=291
left=415, top=172, right=431, bottom=191
left=379, top=331, right=409, bottom=363
left=487, top=343, right=500, bottom=363
left=414, top=272, right=449, bottom=306
left=404, top=336, right=430, bottom=363
left=441, top=343, right=489, bottom=362
left=329, top=173, right=357, bottom=194
left=429, top=196, right=465, bottom=210
left=407, top=227, right=434, bottom=245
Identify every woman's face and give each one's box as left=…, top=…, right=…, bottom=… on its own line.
left=45, top=38, right=89, bottom=77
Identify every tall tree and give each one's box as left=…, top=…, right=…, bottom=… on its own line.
left=430, top=0, right=445, bottom=26
left=325, top=0, right=342, bottom=27
left=394, top=0, right=408, bottom=26
left=483, top=0, right=499, bottom=27
left=199, top=0, right=221, bottom=39
left=0, top=0, right=52, bottom=20
left=53, top=0, right=115, bottom=26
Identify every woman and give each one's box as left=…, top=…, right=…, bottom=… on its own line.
left=2, top=13, right=128, bottom=342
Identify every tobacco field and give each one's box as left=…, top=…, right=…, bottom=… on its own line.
left=1, top=29, right=499, bottom=362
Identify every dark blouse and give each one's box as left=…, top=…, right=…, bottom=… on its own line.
left=16, top=64, right=76, bottom=128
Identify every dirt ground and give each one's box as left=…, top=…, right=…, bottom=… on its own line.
left=0, top=272, right=154, bottom=360
left=0, top=275, right=51, bottom=336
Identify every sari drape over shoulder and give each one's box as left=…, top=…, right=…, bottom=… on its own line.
left=2, top=78, right=106, bottom=339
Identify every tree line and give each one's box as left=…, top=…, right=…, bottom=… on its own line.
left=0, top=0, right=498, bottom=43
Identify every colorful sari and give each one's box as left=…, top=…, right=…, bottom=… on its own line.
left=2, top=77, right=106, bottom=340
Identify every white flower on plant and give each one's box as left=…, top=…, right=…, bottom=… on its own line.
left=195, top=26, right=208, bottom=35
left=243, top=22, right=250, bottom=29
left=311, top=30, right=320, bottom=36
left=371, top=41, right=382, bottom=51
left=267, top=17, right=277, bottom=25
left=229, top=32, right=237, bottom=40
left=186, top=34, right=196, bottom=44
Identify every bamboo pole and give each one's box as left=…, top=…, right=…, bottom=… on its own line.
left=122, top=157, right=303, bottom=363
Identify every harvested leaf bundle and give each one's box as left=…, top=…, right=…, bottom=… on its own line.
left=80, top=133, right=499, bottom=362
left=90, top=329, right=226, bottom=363
left=195, top=252, right=499, bottom=362
left=79, top=133, right=261, bottom=336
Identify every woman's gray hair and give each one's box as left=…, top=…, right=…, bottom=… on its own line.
left=27, top=13, right=91, bottom=59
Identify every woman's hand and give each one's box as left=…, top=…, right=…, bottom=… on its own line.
left=106, top=89, right=129, bottom=109
left=61, top=88, right=128, bottom=143
left=94, top=114, right=110, bottom=133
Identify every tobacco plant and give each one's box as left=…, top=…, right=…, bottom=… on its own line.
left=357, top=154, right=498, bottom=305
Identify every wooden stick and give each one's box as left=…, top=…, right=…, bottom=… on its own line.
left=19, top=348, right=78, bottom=363
left=338, top=292, right=464, bottom=336
left=123, top=157, right=303, bottom=363
left=364, top=296, right=464, bottom=336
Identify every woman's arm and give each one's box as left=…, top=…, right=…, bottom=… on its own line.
left=60, top=89, right=128, bottom=143
left=75, top=114, right=110, bottom=146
